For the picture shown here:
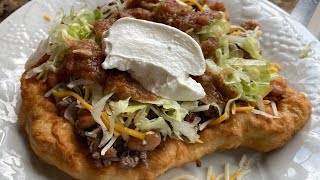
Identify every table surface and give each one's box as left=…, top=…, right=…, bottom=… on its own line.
left=0, top=0, right=298, bottom=21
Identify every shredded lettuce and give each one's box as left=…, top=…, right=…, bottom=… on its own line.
left=91, top=93, right=114, bottom=148
left=89, top=83, right=103, bottom=106
left=104, top=98, right=201, bottom=143
left=171, top=121, right=199, bottom=143
left=299, top=42, right=315, bottom=59
left=109, top=98, right=130, bottom=116
left=125, top=102, right=148, bottom=113
left=135, top=116, right=172, bottom=137
left=241, top=36, right=262, bottom=59
left=197, top=12, right=230, bottom=41
left=100, top=0, right=125, bottom=19
left=48, top=7, right=102, bottom=64
left=25, top=38, right=50, bottom=69
left=154, top=99, right=189, bottom=122
left=203, top=24, right=279, bottom=103
left=61, top=7, right=102, bottom=40
left=27, top=7, right=102, bottom=79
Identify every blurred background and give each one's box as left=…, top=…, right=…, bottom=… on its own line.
left=0, top=0, right=319, bottom=38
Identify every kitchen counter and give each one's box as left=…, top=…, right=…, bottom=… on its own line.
left=0, top=0, right=298, bottom=22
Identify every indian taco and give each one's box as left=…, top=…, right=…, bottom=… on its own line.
left=19, top=0, right=312, bottom=179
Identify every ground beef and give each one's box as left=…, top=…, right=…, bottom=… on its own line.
left=104, top=69, right=159, bottom=102
left=76, top=109, right=97, bottom=129
left=87, top=135, right=101, bottom=153
left=92, top=152, right=101, bottom=160
left=190, top=33, right=200, bottom=44
left=193, top=69, right=239, bottom=106
left=139, top=151, right=148, bottom=167
left=266, top=78, right=286, bottom=102
left=125, top=0, right=159, bottom=9
left=87, top=136, right=149, bottom=168
left=240, top=21, right=259, bottom=30
left=153, top=0, right=221, bottom=32
left=92, top=19, right=112, bottom=39
left=195, top=160, right=202, bottom=167
left=120, top=155, right=140, bottom=169
left=207, top=1, right=226, bottom=11
left=184, top=113, right=200, bottom=123
left=200, top=37, right=219, bottom=59
left=46, top=71, right=59, bottom=88
left=201, top=105, right=219, bottom=119
left=91, top=147, right=117, bottom=160
left=120, top=8, right=153, bottom=21
left=56, top=40, right=106, bottom=84
left=93, top=7, right=152, bottom=39
left=119, top=151, right=143, bottom=169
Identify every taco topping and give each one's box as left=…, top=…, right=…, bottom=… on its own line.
left=26, top=0, right=282, bottom=168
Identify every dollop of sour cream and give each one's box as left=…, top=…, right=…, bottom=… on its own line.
left=102, top=18, right=206, bottom=101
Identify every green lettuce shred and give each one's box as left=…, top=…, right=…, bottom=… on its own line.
left=200, top=14, right=279, bottom=103
left=108, top=99, right=200, bottom=143
left=28, top=6, right=103, bottom=78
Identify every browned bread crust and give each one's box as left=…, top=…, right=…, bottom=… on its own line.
left=19, top=70, right=312, bottom=180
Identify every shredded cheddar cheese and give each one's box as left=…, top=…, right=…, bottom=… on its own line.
left=231, top=102, right=236, bottom=115
left=235, top=106, right=254, bottom=112
left=230, top=171, right=240, bottom=180
left=44, top=15, right=51, bottom=21
left=224, top=163, right=230, bottom=180
left=209, top=113, right=228, bottom=126
left=180, top=0, right=204, bottom=11
left=269, top=64, right=282, bottom=72
left=230, top=30, right=241, bottom=36
left=274, top=63, right=281, bottom=70
left=196, top=139, right=204, bottom=143
left=250, top=100, right=270, bottom=107
left=36, top=71, right=47, bottom=80
left=206, top=166, right=213, bottom=180
left=51, top=90, right=146, bottom=140
left=263, top=100, right=270, bottom=104
left=52, top=90, right=92, bottom=110
left=101, top=112, right=145, bottom=140
left=84, top=85, right=90, bottom=101
left=268, top=67, right=278, bottom=73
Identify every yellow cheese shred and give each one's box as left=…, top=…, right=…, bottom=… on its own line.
left=268, top=67, right=278, bottom=73
left=209, top=113, right=228, bottom=127
left=101, top=112, right=145, bottom=140
left=180, top=0, right=204, bottom=11
left=44, top=15, right=51, bottom=21
left=250, top=100, right=271, bottom=107
left=230, top=30, right=241, bottom=36
left=274, top=63, right=281, bottom=70
left=263, top=100, right=270, bottom=104
left=51, top=90, right=146, bottom=140
left=196, top=139, right=204, bottom=143
left=230, top=171, right=240, bottom=180
left=84, top=85, right=90, bottom=102
left=231, top=102, right=236, bottom=115
left=210, top=175, right=216, bottom=180
left=235, top=106, right=254, bottom=112
left=269, top=63, right=282, bottom=72
left=36, top=70, right=47, bottom=80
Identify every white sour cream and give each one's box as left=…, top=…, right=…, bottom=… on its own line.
left=102, top=18, right=206, bottom=101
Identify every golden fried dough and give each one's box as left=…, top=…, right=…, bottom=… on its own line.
left=19, top=70, right=311, bottom=180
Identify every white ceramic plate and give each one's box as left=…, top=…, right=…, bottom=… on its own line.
left=0, top=0, right=319, bottom=179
